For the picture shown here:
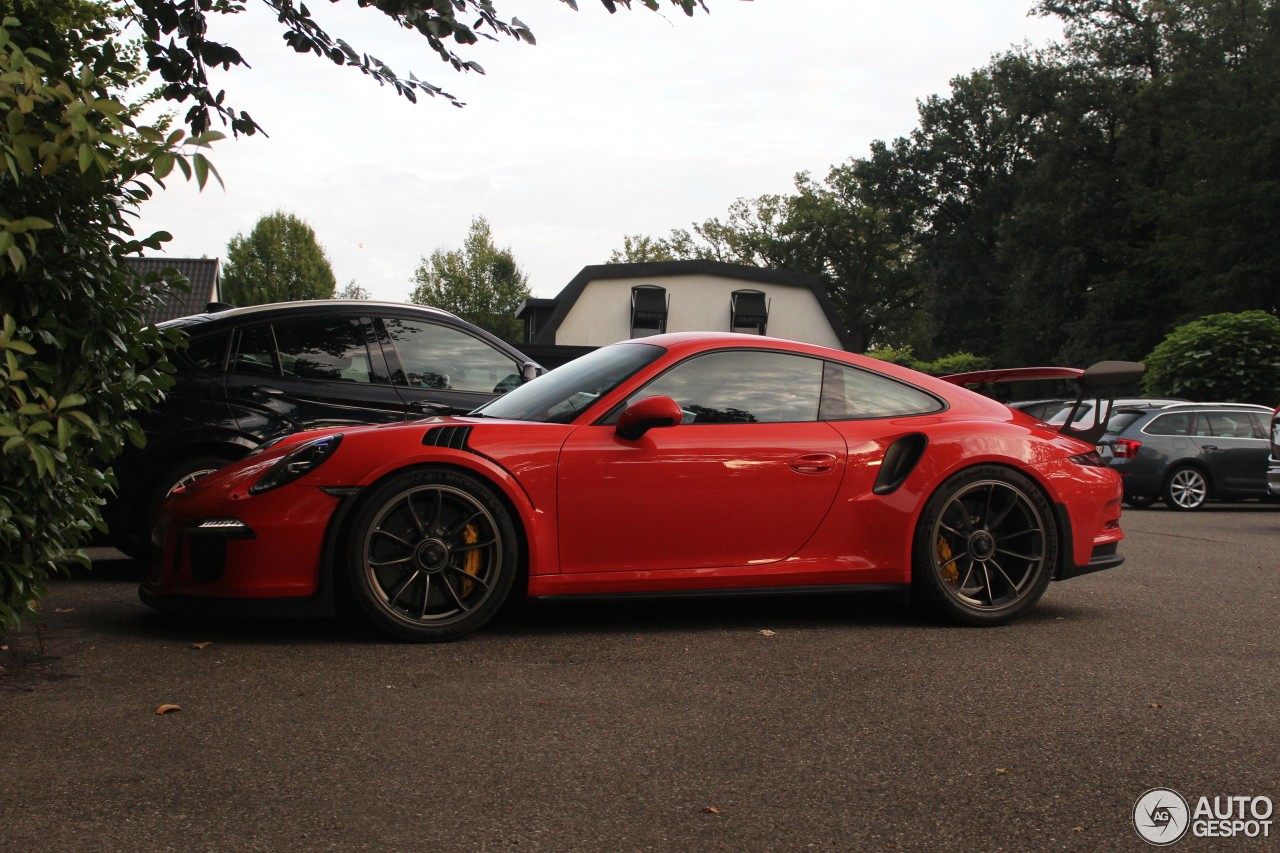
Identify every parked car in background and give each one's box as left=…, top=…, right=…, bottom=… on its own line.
left=1008, top=398, right=1076, bottom=422
left=106, top=300, right=542, bottom=556
left=1269, top=405, right=1280, bottom=497
left=1096, top=402, right=1274, bottom=510
left=1046, top=397, right=1187, bottom=429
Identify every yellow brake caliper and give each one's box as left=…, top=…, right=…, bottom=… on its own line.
left=937, top=536, right=959, bottom=585
left=461, top=524, right=480, bottom=597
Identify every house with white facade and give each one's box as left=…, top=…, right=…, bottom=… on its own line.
left=518, top=260, right=851, bottom=365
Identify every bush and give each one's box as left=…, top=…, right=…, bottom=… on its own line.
left=0, top=5, right=214, bottom=635
left=1142, top=311, right=1280, bottom=405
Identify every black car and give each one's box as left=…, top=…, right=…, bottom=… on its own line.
left=1097, top=402, right=1274, bottom=510
left=106, top=300, right=542, bottom=555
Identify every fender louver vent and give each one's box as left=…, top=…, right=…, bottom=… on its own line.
left=422, top=426, right=473, bottom=450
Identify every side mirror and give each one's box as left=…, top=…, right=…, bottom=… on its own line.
left=520, top=361, right=543, bottom=383
left=616, top=395, right=683, bottom=441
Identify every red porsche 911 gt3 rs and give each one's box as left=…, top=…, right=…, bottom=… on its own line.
left=141, top=333, right=1139, bottom=641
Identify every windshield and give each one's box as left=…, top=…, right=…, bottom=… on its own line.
left=472, top=343, right=664, bottom=423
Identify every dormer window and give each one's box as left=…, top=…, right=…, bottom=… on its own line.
left=731, top=289, right=769, bottom=335
left=631, top=285, right=669, bottom=338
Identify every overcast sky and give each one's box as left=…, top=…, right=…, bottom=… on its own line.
left=133, top=1, right=1064, bottom=302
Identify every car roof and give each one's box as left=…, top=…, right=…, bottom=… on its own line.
left=1115, top=401, right=1273, bottom=413
left=158, top=300, right=462, bottom=330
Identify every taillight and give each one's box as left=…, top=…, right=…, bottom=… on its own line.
left=1113, top=438, right=1142, bottom=459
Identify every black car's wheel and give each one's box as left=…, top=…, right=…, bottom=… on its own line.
left=119, top=454, right=233, bottom=559
left=1124, top=495, right=1156, bottom=509
left=912, top=466, right=1057, bottom=626
left=1163, top=465, right=1209, bottom=511
left=346, top=469, right=518, bottom=642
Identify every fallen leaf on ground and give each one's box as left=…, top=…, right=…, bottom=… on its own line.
left=703, top=806, right=725, bottom=814
left=995, top=768, right=1009, bottom=775
left=154, top=704, right=182, bottom=715
left=1149, top=703, right=1162, bottom=709
left=1073, top=826, right=1084, bottom=833
left=190, top=642, right=212, bottom=650
left=758, top=629, right=777, bottom=637
left=54, top=608, right=74, bottom=614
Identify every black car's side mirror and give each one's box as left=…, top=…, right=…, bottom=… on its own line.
left=616, top=395, right=683, bottom=441
left=521, top=361, right=544, bottom=383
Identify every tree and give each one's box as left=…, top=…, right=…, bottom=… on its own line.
left=1142, top=311, right=1280, bottom=405
left=221, top=211, right=337, bottom=305
left=129, top=0, right=707, bottom=138
left=336, top=280, right=370, bottom=300
left=410, top=217, right=531, bottom=343
left=0, top=1, right=217, bottom=632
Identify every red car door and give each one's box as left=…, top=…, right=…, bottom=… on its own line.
left=555, top=348, right=847, bottom=574
left=557, top=421, right=847, bottom=573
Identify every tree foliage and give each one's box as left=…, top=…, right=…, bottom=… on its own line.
left=0, top=1, right=217, bottom=632
left=221, top=210, right=337, bottom=305
left=616, top=0, right=1280, bottom=367
left=1142, top=311, right=1280, bottom=404
left=128, top=0, right=707, bottom=137
left=410, top=217, right=531, bottom=342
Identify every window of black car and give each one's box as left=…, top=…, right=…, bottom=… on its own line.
left=818, top=362, right=943, bottom=420
left=231, top=318, right=376, bottom=383
left=617, top=350, right=824, bottom=425
left=382, top=318, right=520, bottom=395
left=185, top=332, right=230, bottom=371
left=1246, top=412, right=1270, bottom=439
left=1145, top=412, right=1193, bottom=436
left=474, top=343, right=664, bottom=423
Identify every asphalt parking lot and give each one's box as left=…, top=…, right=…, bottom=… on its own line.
left=2, top=503, right=1277, bottom=852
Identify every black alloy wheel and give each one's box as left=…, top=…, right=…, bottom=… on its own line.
left=346, top=469, right=518, bottom=642
left=913, top=466, right=1057, bottom=626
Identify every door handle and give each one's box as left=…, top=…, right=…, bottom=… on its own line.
left=1202, top=445, right=1219, bottom=452
left=789, top=453, right=838, bottom=474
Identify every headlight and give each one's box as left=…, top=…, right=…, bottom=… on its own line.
left=249, top=434, right=343, bottom=494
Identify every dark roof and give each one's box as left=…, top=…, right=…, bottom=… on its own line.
left=124, top=257, right=221, bottom=324
left=532, top=260, right=853, bottom=350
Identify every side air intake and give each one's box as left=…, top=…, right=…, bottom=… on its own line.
left=422, top=426, right=473, bottom=450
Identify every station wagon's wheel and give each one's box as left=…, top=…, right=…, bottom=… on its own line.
left=120, top=454, right=234, bottom=560
left=346, top=469, right=518, bottom=642
left=1162, top=465, right=1208, bottom=511
left=912, top=466, right=1057, bottom=626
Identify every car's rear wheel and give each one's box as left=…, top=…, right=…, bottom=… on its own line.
left=912, top=466, right=1057, bottom=626
left=1163, top=465, right=1209, bottom=511
left=346, top=469, right=517, bottom=642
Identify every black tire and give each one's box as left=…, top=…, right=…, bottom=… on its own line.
left=118, top=454, right=233, bottom=559
left=345, top=468, right=518, bottom=642
left=1162, top=465, right=1209, bottom=511
left=912, top=466, right=1058, bottom=626
left=1123, top=495, right=1156, bottom=509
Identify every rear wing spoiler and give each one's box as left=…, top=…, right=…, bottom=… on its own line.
left=942, top=361, right=1146, bottom=444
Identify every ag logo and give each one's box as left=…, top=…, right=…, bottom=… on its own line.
left=1134, top=787, right=1190, bottom=845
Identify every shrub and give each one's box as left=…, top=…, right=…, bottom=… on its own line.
left=1142, top=311, right=1280, bottom=405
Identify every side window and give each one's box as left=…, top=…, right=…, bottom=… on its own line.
left=819, top=363, right=943, bottom=420
left=185, top=332, right=230, bottom=372
left=1246, top=412, right=1269, bottom=439
left=1146, top=412, right=1192, bottom=436
left=274, top=317, right=374, bottom=383
left=231, top=325, right=279, bottom=376
left=382, top=318, right=520, bottom=395
left=1201, top=411, right=1248, bottom=438
left=620, top=350, right=823, bottom=424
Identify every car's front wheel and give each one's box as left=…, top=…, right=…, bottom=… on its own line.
left=912, top=466, right=1057, bottom=626
left=1163, top=465, right=1209, bottom=511
left=346, top=469, right=518, bottom=642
